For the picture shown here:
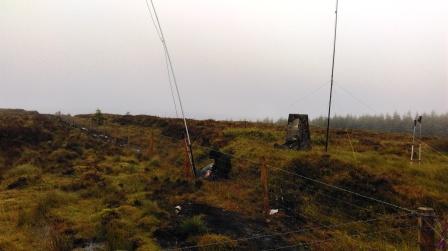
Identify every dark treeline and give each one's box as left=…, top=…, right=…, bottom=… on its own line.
left=310, top=112, right=448, bottom=137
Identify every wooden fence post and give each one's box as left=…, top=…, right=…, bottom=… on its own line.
left=418, top=207, right=436, bottom=251
left=260, top=158, right=269, bottom=221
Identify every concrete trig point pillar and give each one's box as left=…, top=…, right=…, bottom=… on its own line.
left=284, top=114, right=311, bottom=150
left=418, top=207, right=436, bottom=251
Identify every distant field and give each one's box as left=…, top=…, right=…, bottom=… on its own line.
left=0, top=109, right=447, bottom=250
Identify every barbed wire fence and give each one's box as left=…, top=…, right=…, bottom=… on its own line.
left=53, top=113, right=446, bottom=250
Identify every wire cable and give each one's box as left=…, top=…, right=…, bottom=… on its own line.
left=286, top=80, right=330, bottom=108
left=145, top=128, right=416, bottom=214
left=149, top=0, right=193, bottom=146
left=59, top=112, right=441, bottom=251
left=143, top=0, right=179, bottom=118
left=418, top=139, right=448, bottom=161
left=59, top=116, right=417, bottom=215
left=262, top=225, right=417, bottom=251
left=165, top=213, right=414, bottom=251
left=334, top=81, right=378, bottom=113
left=143, top=0, right=197, bottom=176
left=273, top=167, right=414, bottom=213
left=144, top=0, right=163, bottom=40
left=164, top=50, right=180, bottom=118
left=345, top=129, right=358, bottom=162
left=331, top=81, right=448, bottom=162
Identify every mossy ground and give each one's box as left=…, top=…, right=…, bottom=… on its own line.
left=0, top=109, right=447, bottom=250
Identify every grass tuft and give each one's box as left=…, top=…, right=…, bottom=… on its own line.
left=179, top=215, right=207, bottom=237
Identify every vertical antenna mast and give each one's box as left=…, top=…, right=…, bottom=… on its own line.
left=411, top=117, right=417, bottom=162
left=325, top=0, right=340, bottom=152
left=418, top=117, right=422, bottom=162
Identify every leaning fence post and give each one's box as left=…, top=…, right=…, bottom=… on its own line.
left=418, top=207, right=436, bottom=251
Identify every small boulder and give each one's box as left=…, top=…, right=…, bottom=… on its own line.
left=7, top=177, right=28, bottom=189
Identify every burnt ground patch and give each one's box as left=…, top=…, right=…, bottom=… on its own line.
left=155, top=201, right=292, bottom=250
left=271, top=155, right=405, bottom=219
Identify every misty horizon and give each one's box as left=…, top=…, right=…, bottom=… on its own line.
left=1, top=0, right=447, bottom=120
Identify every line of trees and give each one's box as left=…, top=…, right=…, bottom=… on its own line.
left=310, top=112, right=448, bottom=137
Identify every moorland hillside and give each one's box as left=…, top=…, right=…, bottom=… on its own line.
left=0, top=109, right=447, bottom=250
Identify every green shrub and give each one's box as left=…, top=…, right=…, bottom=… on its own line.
left=37, top=191, right=75, bottom=214
left=101, top=187, right=126, bottom=207
left=193, top=148, right=209, bottom=162
left=140, top=200, right=167, bottom=219
left=104, top=219, right=135, bottom=250
left=81, top=170, right=104, bottom=186
left=49, top=149, right=78, bottom=163
left=127, top=163, right=139, bottom=173
left=18, top=191, right=76, bottom=226
left=312, top=135, right=326, bottom=146
left=5, top=163, right=41, bottom=179
left=15, top=149, right=42, bottom=165
left=111, top=155, right=121, bottom=163
left=96, top=208, right=136, bottom=250
left=434, top=167, right=448, bottom=184
left=137, top=216, right=159, bottom=233
left=149, top=156, right=161, bottom=167
left=4, top=164, right=42, bottom=189
left=179, top=215, right=207, bottom=236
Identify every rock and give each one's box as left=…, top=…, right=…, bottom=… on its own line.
left=269, top=209, right=279, bottom=215
left=7, top=177, right=28, bottom=189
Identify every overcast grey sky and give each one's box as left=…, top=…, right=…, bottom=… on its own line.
left=1, top=0, right=447, bottom=120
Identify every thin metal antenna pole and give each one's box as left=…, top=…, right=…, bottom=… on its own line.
left=164, top=52, right=180, bottom=118
left=144, top=0, right=178, bottom=118
left=418, top=118, right=422, bottom=162
left=411, top=120, right=416, bottom=161
left=325, top=0, right=339, bottom=152
left=150, top=0, right=197, bottom=177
